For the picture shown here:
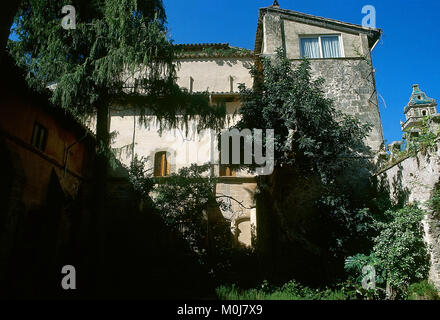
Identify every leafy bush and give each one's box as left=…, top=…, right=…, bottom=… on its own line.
left=344, top=253, right=385, bottom=285
left=128, top=154, right=155, bottom=201
left=127, top=159, right=257, bottom=282
left=374, top=205, right=430, bottom=294
left=153, top=163, right=222, bottom=252
left=346, top=205, right=430, bottom=299
left=407, top=281, right=439, bottom=300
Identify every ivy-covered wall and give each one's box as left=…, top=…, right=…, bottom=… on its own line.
left=377, top=151, right=440, bottom=289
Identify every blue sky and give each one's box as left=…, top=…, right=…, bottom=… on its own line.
left=164, top=0, right=440, bottom=145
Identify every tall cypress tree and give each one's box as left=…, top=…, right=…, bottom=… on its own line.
left=9, top=0, right=224, bottom=198
left=10, top=0, right=224, bottom=148
left=8, top=0, right=225, bottom=295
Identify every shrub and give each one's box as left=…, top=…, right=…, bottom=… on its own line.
left=345, top=205, right=430, bottom=299
left=374, top=205, right=430, bottom=295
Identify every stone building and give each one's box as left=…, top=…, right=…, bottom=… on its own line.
left=108, top=2, right=384, bottom=246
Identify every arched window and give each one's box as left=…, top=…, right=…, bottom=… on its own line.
left=154, top=151, right=170, bottom=177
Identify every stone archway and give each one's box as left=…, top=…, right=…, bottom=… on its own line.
left=235, top=217, right=251, bottom=247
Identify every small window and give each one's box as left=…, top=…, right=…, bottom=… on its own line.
left=31, top=122, right=47, bottom=152
left=300, top=35, right=342, bottom=59
left=154, top=151, right=170, bottom=177
left=422, top=110, right=427, bottom=116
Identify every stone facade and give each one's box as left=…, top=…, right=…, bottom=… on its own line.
left=107, top=5, right=385, bottom=247
left=255, top=6, right=384, bottom=151
left=299, top=58, right=383, bottom=150
left=109, top=48, right=258, bottom=247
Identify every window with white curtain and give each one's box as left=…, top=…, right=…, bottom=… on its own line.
left=300, top=35, right=343, bottom=59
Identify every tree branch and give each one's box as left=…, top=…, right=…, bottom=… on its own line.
left=216, top=193, right=254, bottom=210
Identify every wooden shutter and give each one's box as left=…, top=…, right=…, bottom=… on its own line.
left=154, top=151, right=169, bottom=177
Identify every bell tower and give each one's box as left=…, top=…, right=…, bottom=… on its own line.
left=401, top=84, right=437, bottom=137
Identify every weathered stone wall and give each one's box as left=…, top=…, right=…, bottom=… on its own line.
left=293, top=58, right=384, bottom=151
left=260, top=10, right=384, bottom=152
left=378, top=150, right=440, bottom=289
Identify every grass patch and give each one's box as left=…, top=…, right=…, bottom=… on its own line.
left=216, top=280, right=355, bottom=300
left=407, top=281, right=440, bottom=300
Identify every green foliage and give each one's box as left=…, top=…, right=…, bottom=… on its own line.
left=127, top=160, right=235, bottom=274
left=428, top=183, right=440, bottom=218
left=384, top=115, right=440, bottom=170
left=373, top=205, right=429, bottom=293
left=346, top=205, right=430, bottom=298
left=216, top=280, right=355, bottom=300
left=344, top=253, right=384, bottom=285
left=407, top=281, right=440, bottom=300
left=127, top=154, right=155, bottom=200
left=236, top=48, right=372, bottom=183
left=318, top=197, right=375, bottom=258
left=153, top=164, right=221, bottom=252
left=11, top=0, right=170, bottom=110
left=175, top=46, right=253, bottom=58
left=405, top=116, right=440, bottom=154
left=9, top=0, right=225, bottom=142
left=236, top=48, right=375, bottom=262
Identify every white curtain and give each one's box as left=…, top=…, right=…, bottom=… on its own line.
left=300, top=38, right=320, bottom=58
left=321, top=36, right=341, bottom=58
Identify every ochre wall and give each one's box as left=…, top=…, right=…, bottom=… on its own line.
left=0, top=90, right=94, bottom=208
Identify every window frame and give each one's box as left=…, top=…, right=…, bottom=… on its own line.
left=299, top=34, right=345, bottom=59
left=31, top=122, right=48, bottom=152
